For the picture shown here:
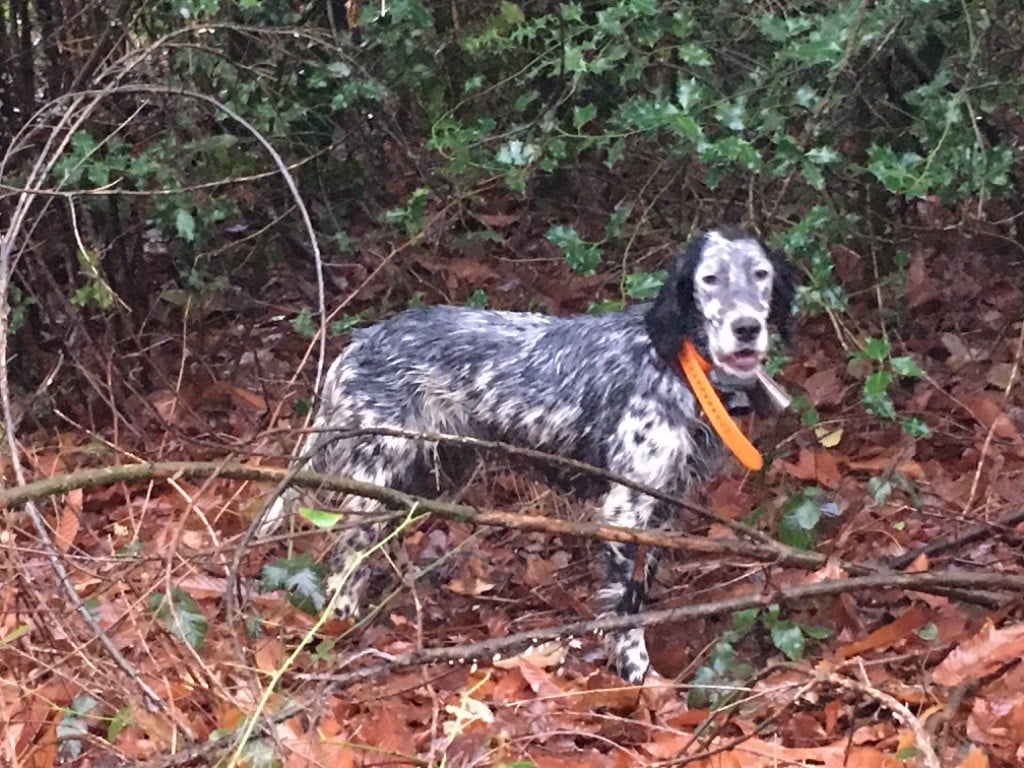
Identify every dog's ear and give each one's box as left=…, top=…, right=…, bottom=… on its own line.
left=769, top=252, right=796, bottom=345
left=645, top=236, right=705, bottom=364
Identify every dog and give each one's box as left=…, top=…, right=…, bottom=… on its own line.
left=263, top=227, right=795, bottom=683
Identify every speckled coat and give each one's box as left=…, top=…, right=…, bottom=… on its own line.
left=264, top=228, right=794, bottom=683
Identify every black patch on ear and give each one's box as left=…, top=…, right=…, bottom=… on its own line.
left=645, top=235, right=706, bottom=366
left=768, top=251, right=796, bottom=345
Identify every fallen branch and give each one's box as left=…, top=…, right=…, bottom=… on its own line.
left=303, top=568, right=1024, bottom=687
left=0, top=459, right=828, bottom=572
left=6, top=460, right=1017, bottom=606
left=297, top=425, right=779, bottom=543
left=886, top=505, right=1024, bottom=570
left=818, top=668, right=940, bottom=768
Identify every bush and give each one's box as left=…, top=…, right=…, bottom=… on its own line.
left=1, top=0, right=1020, bottom=395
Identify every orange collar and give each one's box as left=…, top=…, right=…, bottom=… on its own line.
left=677, top=341, right=763, bottom=471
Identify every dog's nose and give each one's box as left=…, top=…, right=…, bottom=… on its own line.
left=731, top=317, right=762, bottom=344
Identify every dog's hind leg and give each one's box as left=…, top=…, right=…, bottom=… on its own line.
left=305, top=433, right=435, bottom=619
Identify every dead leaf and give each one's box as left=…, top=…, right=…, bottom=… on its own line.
left=966, top=695, right=1024, bottom=752
left=55, top=490, right=82, bottom=552
left=444, top=575, right=496, bottom=596
left=443, top=695, right=493, bottom=737
left=442, top=257, right=498, bottom=282
left=477, top=212, right=518, bottom=228
left=833, top=607, right=931, bottom=661
left=904, top=553, right=930, bottom=573
left=986, top=362, right=1017, bottom=391
left=846, top=456, right=926, bottom=480
left=961, top=392, right=1022, bottom=442
left=941, top=332, right=987, bottom=370
left=783, top=448, right=841, bottom=488
left=707, top=477, right=754, bottom=519
left=642, top=731, right=693, bottom=760
left=533, top=754, right=611, bottom=768
left=802, top=368, right=845, bottom=408
left=224, top=383, right=266, bottom=410
left=523, top=555, right=557, bottom=587
left=932, top=621, right=1024, bottom=686
left=130, top=706, right=179, bottom=750
left=515, top=660, right=569, bottom=698
left=492, top=667, right=528, bottom=701
left=357, top=705, right=416, bottom=764
left=815, top=424, right=844, bottom=448
left=569, top=669, right=641, bottom=711
left=906, top=248, right=939, bottom=309
left=255, top=638, right=284, bottom=673
left=494, top=641, right=567, bottom=671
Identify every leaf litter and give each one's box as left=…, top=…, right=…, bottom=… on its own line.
left=3, top=223, right=1024, bottom=767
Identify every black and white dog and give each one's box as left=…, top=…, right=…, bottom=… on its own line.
left=264, top=227, right=794, bottom=683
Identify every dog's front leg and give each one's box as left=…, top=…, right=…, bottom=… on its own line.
left=598, top=484, right=658, bottom=684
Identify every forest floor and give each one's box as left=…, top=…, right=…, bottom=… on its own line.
left=3, top=205, right=1024, bottom=768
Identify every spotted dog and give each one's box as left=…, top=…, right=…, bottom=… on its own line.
left=264, top=227, right=795, bottom=683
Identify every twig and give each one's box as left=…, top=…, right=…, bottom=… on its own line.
left=820, top=665, right=940, bottom=768
left=302, top=568, right=1024, bottom=688
left=886, top=505, right=1024, bottom=570
left=8, top=459, right=1023, bottom=605
left=284, top=425, right=785, bottom=547
left=0, top=84, right=198, bottom=734
left=0, top=459, right=827, bottom=571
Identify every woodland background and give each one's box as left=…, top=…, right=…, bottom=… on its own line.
left=1, top=0, right=1024, bottom=766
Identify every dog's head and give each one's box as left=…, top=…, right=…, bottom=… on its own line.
left=646, top=227, right=795, bottom=380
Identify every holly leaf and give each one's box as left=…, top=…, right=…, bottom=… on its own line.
left=259, top=554, right=327, bottom=615
left=147, top=588, right=208, bottom=649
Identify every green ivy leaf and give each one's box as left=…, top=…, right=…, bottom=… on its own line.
left=862, top=370, right=896, bottom=419
left=174, top=208, right=197, bottom=242
left=573, top=102, right=597, bottom=129
left=861, top=336, right=890, bottom=362
left=867, top=475, right=893, bottom=505
left=623, top=271, right=665, bottom=299
left=298, top=507, right=345, bottom=529
left=330, top=313, right=364, bottom=335
left=545, top=225, right=601, bottom=275
left=900, top=416, right=931, bottom=438
left=57, top=694, right=98, bottom=760
left=863, top=369, right=893, bottom=396
left=466, top=288, right=489, bottom=308
left=785, top=496, right=822, bottom=530
left=498, top=0, right=525, bottom=25
left=588, top=299, right=623, bottom=314
left=604, top=204, right=632, bottom=239
left=801, top=623, right=833, bottom=640
left=108, top=705, right=133, bottom=742
left=779, top=487, right=825, bottom=549
left=147, top=588, right=208, bottom=649
left=890, top=356, right=924, bottom=377
left=806, top=148, right=841, bottom=169
left=778, top=514, right=814, bottom=549
left=495, top=140, right=539, bottom=166
left=770, top=622, right=806, bottom=661
left=291, top=307, right=317, bottom=339
left=259, top=554, right=327, bottom=615
left=731, top=607, right=761, bottom=637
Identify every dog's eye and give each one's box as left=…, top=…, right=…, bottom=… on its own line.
left=700, top=274, right=719, bottom=286
left=754, top=268, right=771, bottom=280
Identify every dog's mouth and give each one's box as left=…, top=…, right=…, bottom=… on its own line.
left=718, top=350, right=763, bottom=376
